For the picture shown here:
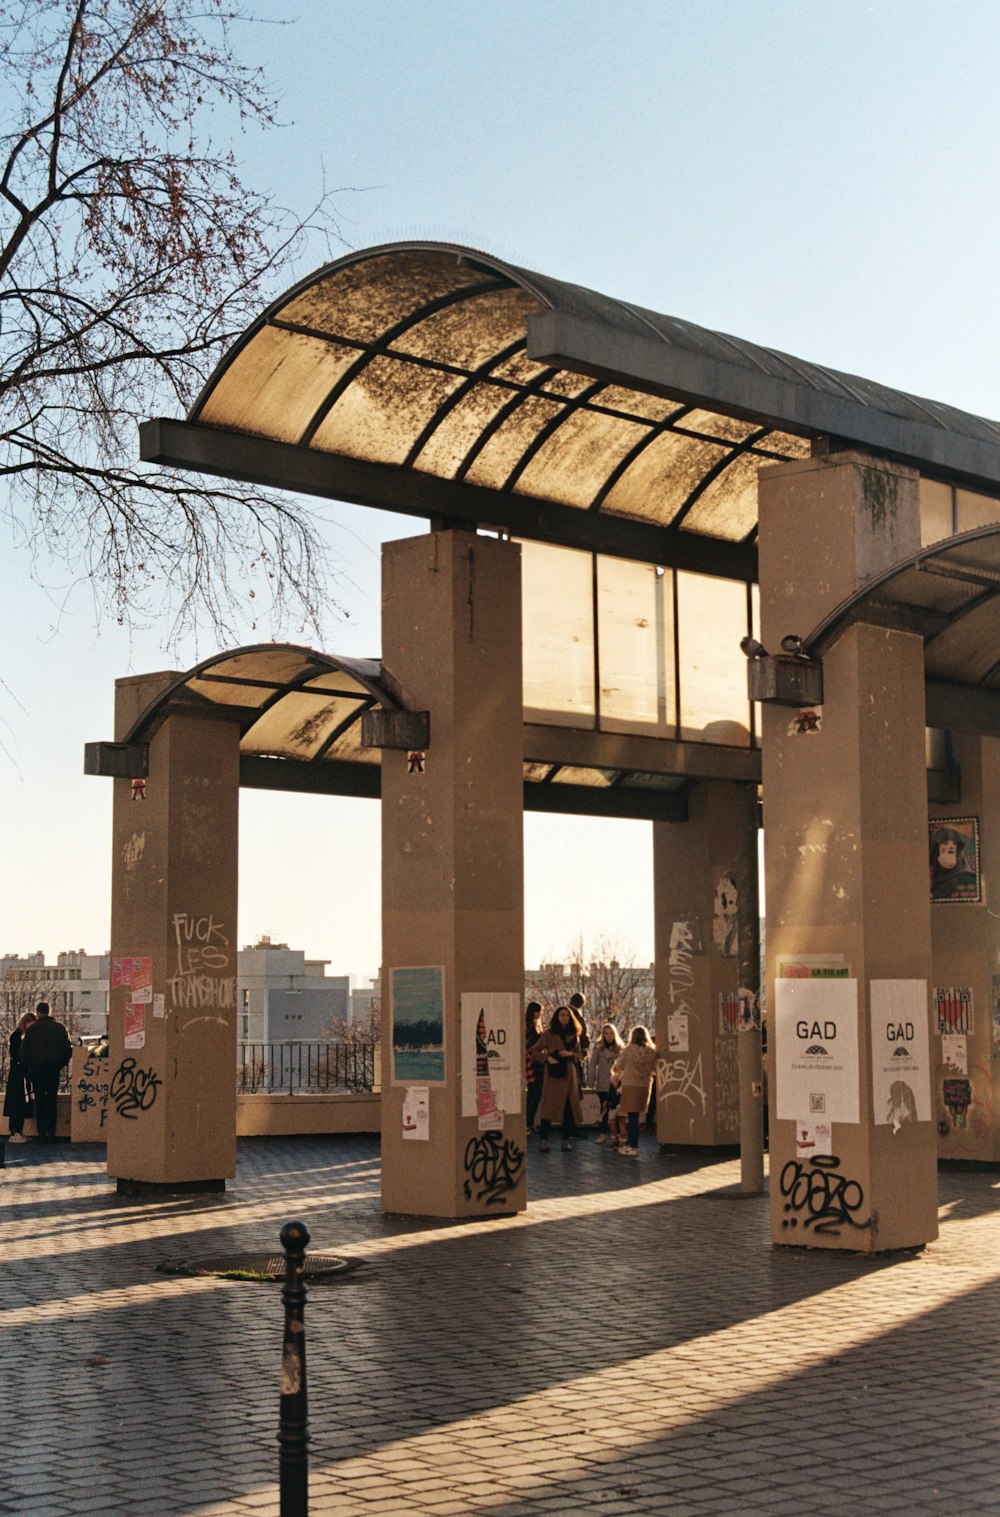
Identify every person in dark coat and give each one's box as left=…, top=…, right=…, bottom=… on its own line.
left=4, top=1010, right=37, bottom=1143
left=20, top=1002, right=72, bottom=1143
left=529, top=1005, right=584, bottom=1152
left=525, top=1001, right=546, bottom=1133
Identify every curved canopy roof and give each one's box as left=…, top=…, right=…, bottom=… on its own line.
left=142, top=242, right=1000, bottom=581
left=801, top=525, right=1000, bottom=735
left=117, top=644, right=699, bottom=821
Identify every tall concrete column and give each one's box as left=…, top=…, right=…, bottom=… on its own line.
left=107, top=673, right=240, bottom=1192
left=380, top=530, right=526, bottom=1218
left=653, top=781, right=753, bottom=1150
left=930, top=732, right=1000, bottom=1163
left=760, top=452, right=937, bottom=1252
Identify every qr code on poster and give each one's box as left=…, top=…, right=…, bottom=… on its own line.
left=809, top=1093, right=826, bottom=1114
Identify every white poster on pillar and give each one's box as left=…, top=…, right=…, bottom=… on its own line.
left=870, top=980, right=931, bottom=1131
left=461, top=993, right=521, bottom=1122
left=774, top=977, right=860, bottom=1124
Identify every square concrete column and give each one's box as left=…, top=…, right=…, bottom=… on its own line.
left=380, top=531, right=526, bottom=1218
left=760, top=453, right=937, bottom=1252
left=930, top=732, right=1000, bottom=1162
left=107, top=673, right=240, bottom=1191
left=654, top=781, right=750, bottom=1149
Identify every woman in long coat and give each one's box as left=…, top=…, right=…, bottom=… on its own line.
left=4, top=1010, right=37, bottom=1143
left=530, top=1005, right=584, bottom=1152
left=612, top=1026, right=658, bottom=1156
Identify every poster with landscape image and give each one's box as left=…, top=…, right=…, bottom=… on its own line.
left=391, top=965, right=446, bottom=1082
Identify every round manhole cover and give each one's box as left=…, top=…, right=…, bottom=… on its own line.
left=162, top=1252, right=352, bottom=1282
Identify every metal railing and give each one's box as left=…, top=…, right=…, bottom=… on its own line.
left=237, top=1041, right=377, bottom=1095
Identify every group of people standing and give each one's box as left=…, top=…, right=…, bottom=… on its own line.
left=3, top=1002, right=74, bottom=1144
left=525, top=996, right=657, bottom=1157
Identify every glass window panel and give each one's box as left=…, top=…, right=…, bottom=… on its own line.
left=679, top=409, right=761, bottom=443
left=392, top=287, right=540, bottom=367
left=920, top=479, right=954, bottom=545
left=279, top=250, right=490, bottom=344
left=516, top=412, right=649, bottom=509
left=550, top=766, right=613, bottom=787
left=955, top=488, right=1000, bottom=533
left=520, top=540, right=595, bottom=725
left=681, top=452, right=763, bottom=541
left=677, top=571, right=751, bottom=744
left=597, top=558, right=675, bottom=733
left=208, top=650, right=318, bottom=684
left=753, top=430, right=811, bottom=460
left=311, top=356, right=464, bottom=465
left=245, top=694, right=364, bottom=761
left=592, top=386, right=685, bottom=424
left=465, top=395, right=565, bottom=491
left=185, top=678, right=275, bottom=709
left=197, top=328, right=357, bottom=442
left=602, top=431, right=729, bottom=526
left=414, top=382, right=515, bottom=476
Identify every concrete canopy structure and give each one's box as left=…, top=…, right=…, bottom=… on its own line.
left=91, top=241, right=1000, bottom=1245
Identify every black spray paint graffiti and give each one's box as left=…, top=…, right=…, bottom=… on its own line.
left=76, top=1055, right=111, bottom=1127
left=110, top=1058, right=162, bottom=1119
left=779, top=1155, right=871, bottom=1236
left=463, top=1131, right=524, bottom=1206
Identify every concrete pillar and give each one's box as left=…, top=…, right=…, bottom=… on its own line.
left=930, top=732, right=1000, bottom=1163
left=380, top=530, right=526, bottom=1218
left=107, top=673, right=240, bottom=1191
left=760, top=452, right=937, bottom=1252
left=653, top=781, right=752, bottom=1150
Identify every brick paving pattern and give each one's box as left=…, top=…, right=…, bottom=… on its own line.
left=3, top=1133, right=1000, bottom=1514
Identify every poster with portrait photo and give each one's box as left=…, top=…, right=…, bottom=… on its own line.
left=929, top=816, right=981, bottom=904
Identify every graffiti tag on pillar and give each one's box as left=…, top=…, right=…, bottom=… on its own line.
left=462, top=1131, right=524, bottom=1206
left=667, top=918, right=699, bottom=1030
left=656, top=1053, right=707, bottom=1115
left=779, top=1155, right=870, bottom=1236
left=110, top=1058, right=162, bottom=1119
left=168, top=913, right=235, bottom=1009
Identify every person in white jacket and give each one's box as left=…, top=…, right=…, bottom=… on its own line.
left=587, top=1023, right=624, bottom=1145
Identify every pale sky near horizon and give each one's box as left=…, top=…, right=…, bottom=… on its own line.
left=3, top=0, right=1000, bottom=980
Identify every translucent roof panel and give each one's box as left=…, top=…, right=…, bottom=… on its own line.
left=145, top=242, right=1000, bottom=584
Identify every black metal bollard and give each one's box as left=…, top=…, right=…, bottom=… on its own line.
left=278, top=1220, right=310, bottom=1517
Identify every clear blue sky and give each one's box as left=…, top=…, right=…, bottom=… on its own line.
left=3, top=0, right=1000, bottom=979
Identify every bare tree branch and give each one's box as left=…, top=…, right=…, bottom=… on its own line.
left=0, top=0, right=351, bottom=645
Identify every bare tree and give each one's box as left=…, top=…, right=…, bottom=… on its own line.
left=0, top=0, right=346, bottom=643
left=526, top=932, right=654, bottom=1037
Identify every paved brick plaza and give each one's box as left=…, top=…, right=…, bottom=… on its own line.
left=4, top=1134, right=1000, bottom=1516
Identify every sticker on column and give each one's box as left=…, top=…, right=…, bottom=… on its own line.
left=667, top=1012, right=689, bottom=1052
left=738, top=988, right=760, bottom=1031
left=929, top=816, right=981, bottom=902
left=402, top=1086, right=429, bottom=1140
left=795, top=1120, right=832, bottom=1159
left=935, top=985, right=973, bottom=1034
left=131, top=957, right=153, bottom=1005
left=130, top=778, right=146, bottom=800
left=870, top=980, right=931, bottom=1133
left=124, top=1003, right=146, bottom=1050
left=941, top=1034, right=968, bottom=1073
left=776, top=954, right=849, bottom=980
left=712, top=874, right=738, bottom=956
left=406, top=750, right=425, bottom=774
left=788, top=707, right=822, bottom=735
left=152, top=993, right=165, bottom=1019
left=943, top=1077, right=972, bottom=1129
